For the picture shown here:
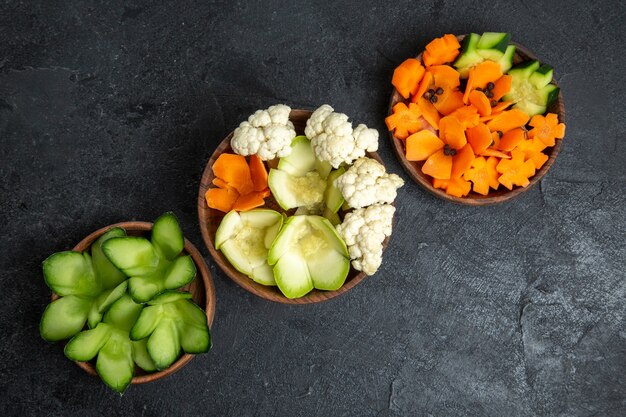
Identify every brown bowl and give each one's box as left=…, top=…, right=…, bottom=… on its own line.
left=198, top=109, right=391, bottom=304
left=388, top=34, right=566, bottom=205
left=50, top=221, right=216, bottom=384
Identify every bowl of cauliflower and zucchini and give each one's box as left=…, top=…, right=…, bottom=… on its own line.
left=198, top=104, right=404, bottom=303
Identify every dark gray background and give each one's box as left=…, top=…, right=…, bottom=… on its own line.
left=1, top=1, right=624, bottom=416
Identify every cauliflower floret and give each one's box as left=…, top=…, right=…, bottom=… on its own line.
left=335, top=204, right=395, bottom=275
left=334, top=157, right=404, bottom=208
left=231, top=104, right=296, bottom=160
left=304, top=105, right=379, bottom=168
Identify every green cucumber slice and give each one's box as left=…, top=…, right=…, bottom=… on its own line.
left=151, top=212, right=184, bottom=261
left=498, top=45, right=516, bottom=73
left=268, top=169, right=326, bottom=210
left=454, top=33, right=483, bottom=76
left=91, top=227, right=127, bottom=290
left=215, top=211, right=240, bottom=249
left=324, top=167, right=346, bottom=213
left=505, top=60, right=558, bottom=116
left=307, top=216, right=349, bottom=255
left=103, top=294, right=143, bottom=333
left=163, top=255, right=196, bottom=289
left=96, top=280, right=128, bottom=314
left=43, top=251, right=100, bottom=297
left=96, top=331, right=134, bottom=393
left=40, top=295, right=92, bottom=341
left=147, top=320, right=181, bottom=370
left=87, top=302, right=103, bottom=329
left=129, top=305, right=161, bottom=340
left=529, top=64, right=554, bottom=89
left=175, top=301, right=211, bottom=353
left=64, top=322, right=112, bottom=361
left=476, top=32, right=511, bottom=61
left=131, top=338, right=157, bottom=372
left=277, top=136, right=317, bottom=176
left=250, top=263, right=276, bottom=286
left=127, top=275, right=162, bottom=303
left=273, top=251, right=313, bottom=299
left=102, top=237, right=159, bottom=277
left=306, top=247, right=350, bottom=291
left=148, top=291, right=192, bottom=305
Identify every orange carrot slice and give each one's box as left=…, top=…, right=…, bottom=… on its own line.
left=498, top=127, right=526, bottom=152
left=481, top=148, right=511, bottom=159
left=528, top=113, right=566, bottom=147
left=392, top=58, right=425, bottom=99
left=463, top=156, right=500, bottom=195
left=492, top=75, right=512, bottom=101
left=412, top=71, right=434, bottom=102
left=232, top=191, right=266, bottom=212
left=434, top=90, right=465, bottom=115
left=205, top=187, right=239, bottom=213
left=486, top=109, right=530, bottom=134
left=212, top=177, right=230, bottom=189
left=212, top=153, right=254, bottom=195
left=466, top=123, right=492, bottom=155
left=444, top=177, right=472, bottom=197
left=469, top=90, right=492, bottom=116
left=423, top=35, right=461, bottom=67
left=249, top=154, right=268, bottom=192
left=451, top=144, right=475, bottom=179
left=438, top=116, right=467, bottom=149
left=385, top=102, right=423, bottom=139
left=515, top=138, right=547, bottom=160
left=496, top=149, right=536, bottom=190
left=449, top=105, right=480, bottom=128
left=468, top=61, right=503, bottom=90
left=429, top=65, right=461, bottom=89
left=416, top=97, right=440, bottom=129
left=529, top=152, right=549, bottom=170
left=422, top=149, right=453, bottom=180
left=406, top=130, right=444, bottom=161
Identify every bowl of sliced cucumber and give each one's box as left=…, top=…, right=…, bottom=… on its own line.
left=43, top=214, right=216, bottom=392
left=198, top=108, right=403, bottom=304
left=387, top=33, right=566, bottom=205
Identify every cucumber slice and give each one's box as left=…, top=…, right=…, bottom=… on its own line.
left=102, top=237, right=159, bottom=277
left=43, top=251, right=100, bottom=297
left=103, top=294, right=143, bottom=333
left=498, top=45, right=516, bottom=73
left=127, top=275, right=162, bottom=303
left=508, top=60, right=540, bottom=77
left=91, top=227, right=127, bottom=290
left=147, top=320, right=181, bottom=370
left=322, top=207, right=341, bottom=226
left=163, top=255, right=196, bottom=289
left=324, top=167, right=346, bottom=213
left=96, top=331, right=134, bottom=393
left=40, top=295, right=92, bottom=341
left=131, top=338, right=157, bottom=372
left=268, top=169, right=326, bottom=210
left=476, top=32, right=511, bottom=61
left=151, top=212, right=184, bottom=261
left=148, top=290, right=192, bottom=305
left=454, top=33, right=483, bottom=76
left=87, top=302, right=103, bottom=329
left=96, top=280, right=128, bottom=314
left=529, top=64, right=554, bottom=89
left=176, top=301, right=211, bottom=353
left=64, top=322, right=112, bottom=361
left=277, top=136, right=316, bottom=176
left=215, top=209, right=283, bottom=285
left=268, top=215, right=349, bottom=298
left=129, top=305, right=161, bottom=340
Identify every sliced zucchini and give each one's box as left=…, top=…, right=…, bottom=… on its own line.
left=91, top=227, right=127, bottom=290
left=277, top=136, right=317, bottom=176
left=151, top=212, right=184, bottom=261
left=40, top=295, right=92, bottom=341
left=102, top=237, right=159, bottom=277
left=102, top=294, right=143, bottom=333
left=322, top=207, right=341, bottom=226
left=147, top=319, right=181, bottom=370
left=96, top=330, right=134, bottom=393
left=324, top=167, right=346, bottom=213
left=127, top=275, right=162, bottom=303
left=163, top=255, right=196, bottom=289
left=42, top=251, right=100, bottom=297
left=96, top=280, right=128, bottom=314
left=131, top=338, right=157, bottom=372
left=129, top=305, right=161, bottom=340
left=268, top=169, right=326, bottom=210
left=64, top=322, right=112, bottom=361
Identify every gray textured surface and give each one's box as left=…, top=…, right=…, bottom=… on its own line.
left=1, top=1, right=625, bottom=416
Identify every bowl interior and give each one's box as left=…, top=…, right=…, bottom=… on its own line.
left=198, top=109, right=390, bottom=304
left=388, top=35, right=565, bottom=205
left=51, top=221, right=216, bottom=384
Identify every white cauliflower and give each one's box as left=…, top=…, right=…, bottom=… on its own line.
left=304, top=105, right=379, bottom=168
left=336, top=204, right=395, bottom=275
left=334, top=157, right=404, bottom=209
left=231, top=104, right=296, bottom=160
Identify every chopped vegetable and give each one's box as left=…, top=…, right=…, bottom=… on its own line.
left=385, top=102, right=424, bottom=139
left=406, top=130, right=444, bottom=161
left=249, top=154, right=268, bottom=192
left=463, top=156, right=500, bottom=195
left=212, top=153, right=254, bottom=195
left=496, top=149, right=536, bottom=189
left=391, top=58, right=425, bottom=99
left=528, top=113, right=565, bottom=146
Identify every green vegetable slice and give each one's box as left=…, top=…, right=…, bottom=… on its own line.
left=96, top=330, right=134, bottom=393
left=64, top=322, right=112, bottom=361
left=40, top=295, right=92, bottom=341
left=102, top=294, right=143, bottom=333
left=102, top=237, right=159, bottom=277
left=43, top=251, right=100, bottom=297
left=147, top=320, right=181, bottom=370
left=148, top=290, right=193, bottom=305
left=131, top=339, right=156, bottom=372
left=163, top=255, right=196, bottom=289
left=129, top=305, right=161, bottom=341
left=151, top=212, right=184, bottom=261
left=91, top=227, right=127, bottom=289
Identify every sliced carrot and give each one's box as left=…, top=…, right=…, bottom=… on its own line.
left=212, top=177, right=230, bottom=189
left=412, top=71, right=434, bottom=103
left=432, top=178, right=448, bottom=190
left=205, top=187, right=239, bottom=213
left=249, top=154, right=268, bottom=192
left=422, top=149, right=453, bottom=180
left=438, top=116, right=467, bottom=149
left=496, top=149, right=536, bottom=190
left=258, top=188, right=271, bottom=198
left=429, top=65, right=461, bottom=89
left=385, top=102, right=423, bottom=140
left=463, top=156, right=500, bottom=195
left=212, top=153, right=254, bottom=195
left=434, top=90, right=465, bottom=115
left=469, top=90, right=492, bottom=116
left=498, top=127, right=526, bottom=152
left=232, top=191, right=266, bottom=212
left=486, top=109, right=530, bottom=134
left=490, top=130, right=500, bottom=149
left=392, top=58, right=425, bottom=99
left=423, top=35, right=461, bottom=66
left=406, top=130, right=444, bottom=161
left=451, top=144, right=475, bottom=179
left=463, top=67, right=475, bottom=104
left=466, top=123, right=492, bottom=155
left=492, top=75, right=512, bottom=101
left=467, top=61, right=503, bottom=90
left=491, top=101, right=513, bottom=114
left=481, top=148, right=511, bottom=159
left=449, top=105, right=480, bottom=128
left=444, top=177, right=472, bottom=197
left=515, top=138, right=547, bottom=160
left=416, top=97, right=440, bottom=129
left=528, top=113, right=566, bottom=147
left=529, top=152, right=549, bottom=170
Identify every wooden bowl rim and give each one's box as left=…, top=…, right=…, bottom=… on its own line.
left=388, top=34, right=565, bottom=206
left=50, top=220, right=216, bottom=385
left=197, top=109, right=392, bottom=304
